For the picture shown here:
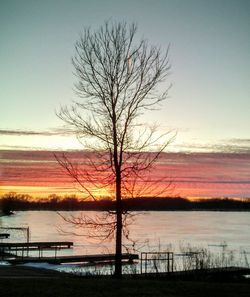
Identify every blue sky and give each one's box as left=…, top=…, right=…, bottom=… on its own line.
left=0, top=0, right=250, bottom=152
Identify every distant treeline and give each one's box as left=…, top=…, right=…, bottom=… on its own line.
left=1, top=193, right=250, bottom=214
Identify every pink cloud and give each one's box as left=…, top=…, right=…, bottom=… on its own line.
left=1, top=150, right=250, bottom=198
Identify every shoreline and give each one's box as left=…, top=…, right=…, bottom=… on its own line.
left=1, top=196, right=250, bottom=213
left=0, top=266, right=250, bottom=297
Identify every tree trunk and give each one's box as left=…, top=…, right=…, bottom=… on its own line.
left=114, top=172, right=122, bottom=278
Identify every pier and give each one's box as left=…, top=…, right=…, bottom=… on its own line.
left=0, top=241, right=138, bottom=265
left=0, top=233, right=10, bottom=240
left=7, top=253, right=139, bottom=265
left=0, top=241, right=73, bottom=260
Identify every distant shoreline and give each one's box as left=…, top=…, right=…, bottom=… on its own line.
left=1, top=194, right=250, bottom=213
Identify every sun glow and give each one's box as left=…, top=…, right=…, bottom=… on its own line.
left=1, top=150, right=250, bottom=199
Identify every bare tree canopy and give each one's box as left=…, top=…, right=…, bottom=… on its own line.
left=57, top=21, right=172, bottom=278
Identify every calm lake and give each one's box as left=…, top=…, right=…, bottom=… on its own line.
left=1, top=211, right=250, bottom=256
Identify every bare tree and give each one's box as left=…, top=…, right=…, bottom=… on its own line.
left=56, top=21, right=172, bottom=278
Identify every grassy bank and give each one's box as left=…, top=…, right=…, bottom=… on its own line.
left=0, top=277, right=250, bottom=297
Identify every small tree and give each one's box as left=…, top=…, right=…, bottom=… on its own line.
left=57, top=21, right=172, bottom=278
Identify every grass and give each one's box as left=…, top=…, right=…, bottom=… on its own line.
left=0, top=277, right=250, bottom=297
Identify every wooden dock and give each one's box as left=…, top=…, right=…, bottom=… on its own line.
left=0, top=241, right=138, bottom=266
left=0, top=233, right=10, bottom=239
left=7, top=253, right=139, bottom=265
left=0, top=241, right=73, bottom=260
left=0, top=241, right=73, bottom=250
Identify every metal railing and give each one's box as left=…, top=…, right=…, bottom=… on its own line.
left=140, top=252, right=174, bottom=274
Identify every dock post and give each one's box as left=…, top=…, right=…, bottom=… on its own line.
left=167, top=252, right=169, bottom=272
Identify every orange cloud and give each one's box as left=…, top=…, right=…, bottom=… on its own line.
left=1, top=150, right=250, bottom=199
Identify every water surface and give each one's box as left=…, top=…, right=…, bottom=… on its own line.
left=1, top=211, right=250, bottom=255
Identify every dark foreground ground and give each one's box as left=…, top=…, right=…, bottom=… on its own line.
left=0, top=266, right=250, bottom=297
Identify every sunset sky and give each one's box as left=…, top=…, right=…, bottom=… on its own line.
left=1, top=0, right=250, bottom=199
